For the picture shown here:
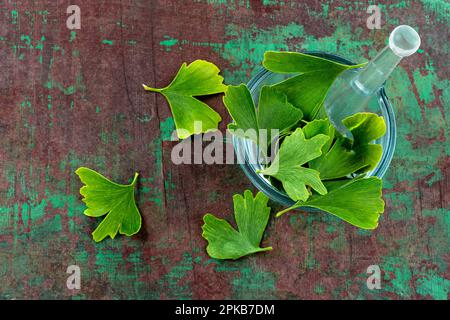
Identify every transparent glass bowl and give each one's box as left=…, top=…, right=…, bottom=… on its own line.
left=232, top=52, right=397, bottom=207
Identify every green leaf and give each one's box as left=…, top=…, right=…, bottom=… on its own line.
left=143, top=60, right=227, bottom=139
left=263, top=51, right=366, bottom=120
left=342, top=112, right=387, bottom=146
left=303, top=118, right=335, bottom=167
left=311, top=112, right=386, bottom=179
left=202, top=190, right=272, bottom=260
left=224, top=84, right=257, bottom=134
left=224, top=84, right=303, bottom=151
left=276, top=177, right=385, bottom=229
left=75, top=167, right=141, bottom=242
left=257, top=85, right=304, bottom=140
left=258, top=128, right=329, bottom=202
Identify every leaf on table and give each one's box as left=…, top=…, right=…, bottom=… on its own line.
left=75, top=167, right=141, bottom=242
left=143, top=60, right=227, bottom=139
left=224, top=84, right=303, bottom=151
left=263, top=51, right=366, bottom=120
left=276, top=177, right=385, bottom=230
left=202, top=190, right=272, bottom=260
left=311, top=112, right=386, bottom=180
left=258, top=128, right=329, bottom=202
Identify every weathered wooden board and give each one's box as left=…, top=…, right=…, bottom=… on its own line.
left=0, top=0, right=448, bottom=299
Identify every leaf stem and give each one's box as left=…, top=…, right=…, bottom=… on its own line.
left=348, top=62, right=368, bottom=69
left=275, top=206, right=298, bottom=218
left=131, top=172, right=139, bottom=186
left=259, top=246, right=273, bottom=252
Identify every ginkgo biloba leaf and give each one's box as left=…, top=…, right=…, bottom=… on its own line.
left=258, top=128, right=329, bottom=202
left=202, top=190, right=272, bottom=260
left=263, top=51, right=366, bottom=120
left=342, top=112, right=387, bottom=146
left=75, top=167, right=141, bottom=242
left=143, top=60, right=227, bottom=139
left=276, top=177, right=384, bottom=230
left=311, top=112, right=386, bottom=179
left=224, top=84, right=303, bottom=151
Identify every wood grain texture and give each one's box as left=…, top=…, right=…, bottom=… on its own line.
left=0, top=0, right=448, bottom=299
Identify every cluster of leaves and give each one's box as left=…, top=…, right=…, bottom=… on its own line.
left=224, top=84, right=303, bottom=152
left=76, top=52, right=386, bottom=259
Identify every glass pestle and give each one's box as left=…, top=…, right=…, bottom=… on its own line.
left=324, top=25, right=421, bottom=136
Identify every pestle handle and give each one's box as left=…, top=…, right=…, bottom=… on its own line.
left=352, top=25, right=421, bottom=95
left=389, top=25, right=421, bottom=57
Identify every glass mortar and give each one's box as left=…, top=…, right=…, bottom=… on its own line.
left=232, top=52, right=397, bottom=208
